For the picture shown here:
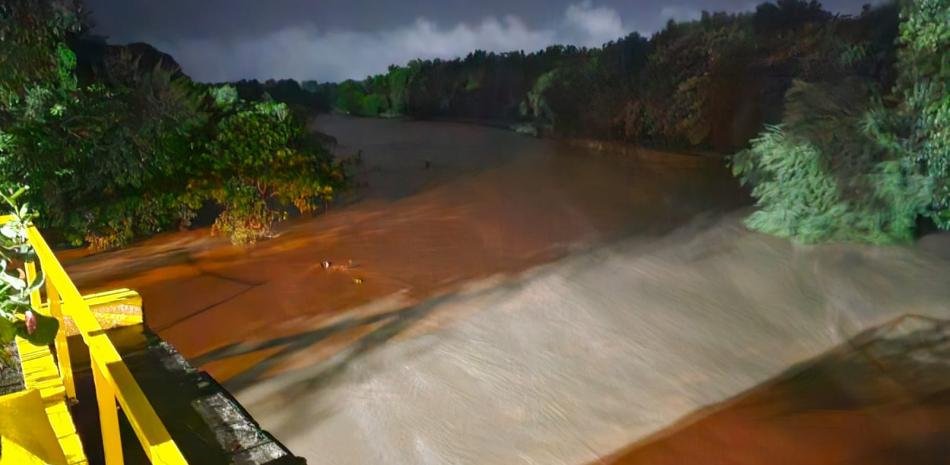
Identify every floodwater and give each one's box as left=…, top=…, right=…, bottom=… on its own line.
left=604, top=315, right=950, bottom=465
left=61, top=116, right=950, bottom=464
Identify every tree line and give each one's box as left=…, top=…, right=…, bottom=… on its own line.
left=2, top=0, right=946, bottom=248
left=301, top=1, right=898, bottom=152
left=260, top=0, right=946, bottom=245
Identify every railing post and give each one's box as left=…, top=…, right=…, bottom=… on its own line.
left=47, top=282, right=76, bottom=400
left=24, top=260, right=42, bottom=310
left=92, top=357, right=124, bottom=465
left=22, top=222, right=190, bottom=464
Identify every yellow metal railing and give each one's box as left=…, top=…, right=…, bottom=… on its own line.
left=18, top=221, right=188, bottom=465
left=12, top=332, right=85, bottom=464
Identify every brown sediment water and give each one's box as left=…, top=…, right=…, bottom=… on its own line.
left=60, top=115, right=744, bottom=383
left=59, top=116, right=950, bottom=464
left=602, top=316, right=950, bottom=465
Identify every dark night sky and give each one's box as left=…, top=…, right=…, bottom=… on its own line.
left=84, top=0, right=884, bottom=83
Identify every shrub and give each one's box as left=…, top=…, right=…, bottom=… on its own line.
left=203, top=90, right=344, bottom=244
left=0, top=188, right=58, bottom=361
left=891, top=0, right=950, bottom=227
left=5, top=67, right=209, bottom=246
left=733, top=79, right=932, bottom=243
left=732, top=0, right=948, bottom=244
left=1, top=2, right=344, bottom=248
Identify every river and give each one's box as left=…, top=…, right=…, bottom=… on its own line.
left=62, top=116, right=950, bottom=464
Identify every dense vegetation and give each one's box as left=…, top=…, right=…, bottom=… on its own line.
left=733, top=0, right=948, bottom=243
left=0, top=0, right=344, bottom=248
left=304, top=1, right=900, bottom=153
left=230, top=78, right=332, bottom=114
left=0, top=189, right=59, bottom=354
left=2, top=0, right=946, bottom=248
left=281, top=0, right=944, bottom=245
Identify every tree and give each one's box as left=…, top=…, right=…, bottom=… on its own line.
left=4, top=45, right=210, bottom=247
left=334, top=80, right=368, bottom=115
left=732, top=81, right=931, bottom=244
left=203, top=87, right=344, bottom=244
left=1, top=1, right=344, bottom=248
left=0, top=0, right=82, bottom=119
left=891, top=0, right=950, bottom=227
left=732, top=0, right=948, bottom=244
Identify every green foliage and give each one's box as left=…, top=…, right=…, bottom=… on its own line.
left=732, top=0, right=944, bottom=245
left=231, top=78, right=333, bottom=112
left=891, top=0, right=950, bottom=227
left=334, top=80, right=368, bottom=115
left=1, top=3, right=344, bottom=249
left=210, top=84, right=239, bottom=107
left=0, top=0, right=81, bottom=115
left=733, top=121, right=930, bottom=244
left=384, top=66, right=410, bottom=115
left=203, top=91, right=343, bottom=244
left=323, top=1, right=896, bottom=152
left=521, top=69, right=558, bottom=124
left=359, top=94, right=385, bottom=116
left=0, top=187, right=58, bottom=355
left=208, top=180, right=282, bottom=245
left=2, top=54, right=209, bottom=246
left=329, top=79, right=393, bottom=117
left=733, top=126, right=848, bottom=242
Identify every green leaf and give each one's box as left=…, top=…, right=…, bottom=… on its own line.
left=16, top=312, right=59, bottom=345
left=26, top=267, right=44, bottom=292
left=0, top=318, right=17, bottom=344
left=0, top=272, right=25, bottom=290
left=0, top=224, right=17, bottom=239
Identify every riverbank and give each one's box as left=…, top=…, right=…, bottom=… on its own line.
left=423, top=115, right=726, bottom=160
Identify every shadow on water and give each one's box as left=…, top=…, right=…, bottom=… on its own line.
left=62, top=114, right=747, bottom=385
left=146, top=262, right=267, bottom=333
left=193, top=273, right=539, bottom=439
left=192, top=303, right=432, bottom=393
left=604, top=314, right=950, bottom=465
left=197, top=278, right=522, bottom=395
left=57, top=116, right=950, bottom=464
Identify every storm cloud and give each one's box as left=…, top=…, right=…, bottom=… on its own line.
left=85, top=0, right=879, bottom=83
left=142, top=2, right=626, bottom=82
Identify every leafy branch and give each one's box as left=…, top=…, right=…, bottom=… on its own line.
left=0, top=186, right=59, bottom=367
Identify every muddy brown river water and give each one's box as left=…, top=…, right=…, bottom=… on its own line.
left=61, top=116, right=950, bottom=464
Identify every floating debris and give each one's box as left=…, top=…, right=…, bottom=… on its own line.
left=321, top=260, right=332, bottom=270
left=353, top=278, right=364, bottom=285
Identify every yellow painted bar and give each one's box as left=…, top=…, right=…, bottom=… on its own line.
left=0, top=389, right=68, bottom=465
left=76, top=288, right=143, bottom=310
left=46, top=280, right=77, bottom=400
left=15, top=336, right=87, bottom=465
left=92, top=359, right=123, bottom=465
left=25, top=225, right=189, bottom=465
left=41, top=288, right=144, bottom=337
left=25, top=260, right=42, bottom=310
